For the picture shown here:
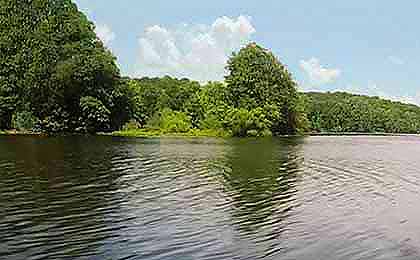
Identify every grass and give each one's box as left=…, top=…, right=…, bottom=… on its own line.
left=110, top=128, right=231, bottom=138
left=0, top=129, right=45, bottom=136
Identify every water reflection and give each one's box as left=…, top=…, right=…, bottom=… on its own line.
left=0, top=136, right=306, bottom=260
left=2, top=136, right=419, bottom=260
left=0, top=136, right=126, bottom=259
left=215, top=138, right=304, bottom=258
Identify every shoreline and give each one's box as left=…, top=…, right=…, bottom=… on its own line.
left=1, top=129, right=420, bottom=138
left=308, top=132, right=420, bottom=137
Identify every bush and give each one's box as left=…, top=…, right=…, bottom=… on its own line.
left=151, top=108, right=192, bottom=133
left=199, top=113, right=223, bottom=130
left=79, top=96, right=111, bottom=133
left=222, top=105, right=281, bottom=137
left=38, top=108, right=72, bottom=133
left=12, top=111, right=37, bottom=131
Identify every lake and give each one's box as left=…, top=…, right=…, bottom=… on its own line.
left=1, top=136, right=420, bottom=260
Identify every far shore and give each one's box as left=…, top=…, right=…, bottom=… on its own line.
left=1, top=129, right=420, bottom=138
left=308, top=132, right=420, bottom=137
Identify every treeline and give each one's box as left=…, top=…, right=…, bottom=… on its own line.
left=0, top=0, right=304, bottom=136
left=2, top=0, right=420, bottom=136
left=124, top=43, right=307, bottom=137
left=120, top=78, right=420, bottom=136
left=303, top=92, right=420, bottom=134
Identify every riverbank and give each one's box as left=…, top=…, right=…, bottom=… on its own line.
left=0, top=129, right=229, bottom=138
left=109, top=128, right=231, bottom=138
left=308, top=132, right=420, bottom=136
left=0, top=130, right=43, bottom=136
left=110, top=129, right=419, bottom=138
left=1, top=129, right=419, bottom=138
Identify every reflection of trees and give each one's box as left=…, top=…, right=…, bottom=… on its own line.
left=219, top=137, right=304, bottom=257
left=0, top=136, right=125, bottom=259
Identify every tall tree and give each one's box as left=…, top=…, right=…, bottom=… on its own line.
left=225, top=43, right=306, bottom=134
left=0, top=0, right=129, bottom=132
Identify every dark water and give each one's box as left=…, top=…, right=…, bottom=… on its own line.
left=1, top=136, right=420, bottom=260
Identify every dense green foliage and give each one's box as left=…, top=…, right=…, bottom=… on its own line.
left=3, top=1, right=419, bottom=136
left=225, top=43, right=306, bottom=135
left=123, top=43, right=306, bottom=137
left=127, top=76, right=201, bottom=127
left=304, top=92, right=420, bottom=134
left=0, top=0, right=131, bottom=132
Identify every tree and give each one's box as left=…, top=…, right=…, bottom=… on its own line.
left=0, top=0, right=129, bottom=132
left=128, top=77, right=201, bottom=126
left=79, top=96, right=111, bottom=133
left=225, top=43, right=306, bottom=134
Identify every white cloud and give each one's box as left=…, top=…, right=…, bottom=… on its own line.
left=95, top=24, right=116, bottom=46
left=300, top=58, right=341, bottom=85
left=388, top=55, right=405, bottom=65
left=134, top=15, right=256, bottom=82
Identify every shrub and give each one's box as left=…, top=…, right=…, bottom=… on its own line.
left=222, top=105, right=280, bottom=137
left=199, top=113, right=223, bottom=130
left=79, top=96, right=111, bottom=133
left=150, top=108, right=192, bottom=133
left=12, top=111, right=37, bottom=131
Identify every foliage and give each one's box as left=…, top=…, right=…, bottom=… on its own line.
left=225, top=43, right=306, bottom=135
left=197, top=82, right=230, bottom=130
left=157, top=108, right=192, bottom=133
left=118, top=42, right=309, bottom=138
left=128, top=77, right=201, bottom=126
left=117, top=44, right=308, bottom=137
left=79, top=96, right=111, bottom=133
left=303, top=92, right=420, bottom=134
left=0, top=0, right=129, bottom=132
left=111, top=128, right=229, bottom=138
left=223, top=106, right=279, bottom=137
left=12, top=111, right=37, bottom=131
left=122, top=120, right=142, bottom=131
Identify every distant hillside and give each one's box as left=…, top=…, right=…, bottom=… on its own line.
left=302, top=91, right=420, bottom=134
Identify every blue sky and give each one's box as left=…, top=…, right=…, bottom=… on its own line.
left=74, top=0, right=420, bottom=104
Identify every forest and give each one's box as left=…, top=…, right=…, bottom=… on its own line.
left=303, top=92, right=420, bottom=134
left=1, top=0, right=420, bottom=137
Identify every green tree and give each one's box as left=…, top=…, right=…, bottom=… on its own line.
left=79, top=96, right=111, bottom=133
left=0, top=0, right=129, bottom=132
left=128, top=77, right=201, bottom=126
left=225, top=43, right=306, bottom=135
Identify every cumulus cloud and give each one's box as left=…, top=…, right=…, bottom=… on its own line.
left=95, top=24, right=116, bottom=46
left=388, top=55, right=405, bottom=65
left=300, top=58, right=341, bottom=85
left=134, top=15, right=256, bottom=82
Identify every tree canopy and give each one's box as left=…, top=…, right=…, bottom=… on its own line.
left=303, top=92, right=420, bottom=134
left=225, top=43, right=307, bottom=135
left=121, top=43, right=308, bottom=137
left=0, top=0, right=131, bottom=132
left=3, top=2, right=418, bottom=136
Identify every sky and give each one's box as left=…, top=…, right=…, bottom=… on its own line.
left=74, top=0, right=420, bottom=104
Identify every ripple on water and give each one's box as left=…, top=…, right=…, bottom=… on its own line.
left=0, top=136, right=420, bottom=259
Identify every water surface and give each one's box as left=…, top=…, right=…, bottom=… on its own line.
left=0, top=136, right=419, bottom=259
